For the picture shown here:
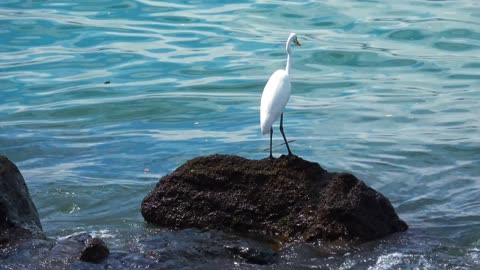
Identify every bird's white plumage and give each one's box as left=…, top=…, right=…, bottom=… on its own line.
left=260, top=33, right=299, bottom=138
left=260, top=69, right=291, bottom=135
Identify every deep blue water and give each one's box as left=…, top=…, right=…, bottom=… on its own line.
left=1, top=0, right=480, bottom=269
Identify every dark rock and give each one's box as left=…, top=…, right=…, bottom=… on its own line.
left=80, top=237, right=109, bottom=263
left=0, top=155, right=43, bottom=245
left=141, top=154, right=407, bottom=242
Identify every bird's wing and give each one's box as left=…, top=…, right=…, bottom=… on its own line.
left=260, top=70, right=291, bottom=134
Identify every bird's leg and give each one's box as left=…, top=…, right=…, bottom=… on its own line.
left=269, top=127, right=273, bottom=159
left=279, top=113, right=293, bottom=156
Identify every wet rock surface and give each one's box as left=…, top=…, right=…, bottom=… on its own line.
left=0, top=155, right=44, bottom=244
left=141, top=154, right=408, bottom=242
left=0, top=232, right=112, bottom=269
left=0, top=228, right=280, bottom=269
left=47, top=233, right=110, bottom=264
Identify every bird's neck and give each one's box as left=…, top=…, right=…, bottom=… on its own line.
left=285, top=36, right=294, bottom=75
left=285, top=52, right=292, bottom=75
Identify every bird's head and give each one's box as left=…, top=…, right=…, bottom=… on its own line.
left=289, top=33, right=301, bottom=46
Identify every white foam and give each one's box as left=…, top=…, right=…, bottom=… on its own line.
left=368, top=253, right=434, bottom=270
left=57, top=229, right=115, bottom=241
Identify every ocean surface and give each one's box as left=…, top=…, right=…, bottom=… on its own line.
left=1, top=0, right=480, bottom=269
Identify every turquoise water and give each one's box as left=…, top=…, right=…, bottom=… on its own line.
left=1, top=0, right=480, bottom=268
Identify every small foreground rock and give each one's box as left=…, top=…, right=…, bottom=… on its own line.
left=80, top=237, right=110, bottom=263
left=141, top=154, right=408, bottom=242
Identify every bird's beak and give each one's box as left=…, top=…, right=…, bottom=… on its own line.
left=295, top=39, right=301, bottom=46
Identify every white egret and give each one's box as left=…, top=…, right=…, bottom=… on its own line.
left=260, top=33, right=301, bottom=158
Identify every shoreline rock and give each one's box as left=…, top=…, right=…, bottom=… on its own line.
left=141, top=154, right=408, bottom=242
left=0, top=155, right=44, bottom=244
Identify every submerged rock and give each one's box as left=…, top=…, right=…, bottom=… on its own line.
left=45, top=232, right=110, bottom=266
left=141, top=154, right=407, bottom=242
left=0, top=155, right=44, bottom=244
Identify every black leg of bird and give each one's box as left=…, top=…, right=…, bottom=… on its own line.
left=280, top=113, right=292, bottom=156
left=269, top=128, right=273, bottom=159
